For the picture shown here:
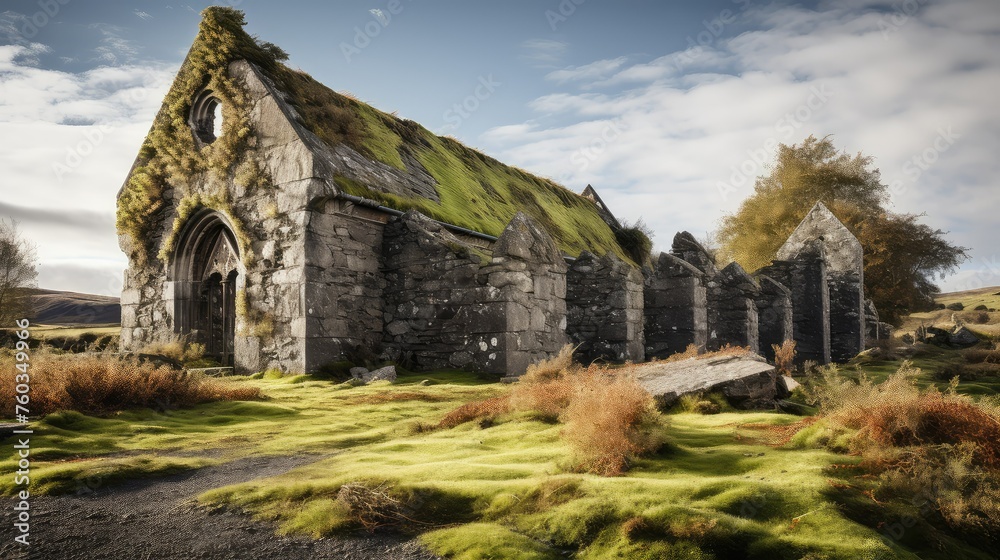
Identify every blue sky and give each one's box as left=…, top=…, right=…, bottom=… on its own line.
left=1, top=0, right=998, bottom=296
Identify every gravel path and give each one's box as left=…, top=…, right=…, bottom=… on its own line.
left=1, top=455, right=442, bottom=560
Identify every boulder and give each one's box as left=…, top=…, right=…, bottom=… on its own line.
left=349, top=367, right=369, bottom=379
left=362, top=365, right=397, bottom=383
left=949, top=327, right=980, bottom=347
left=633, top=354, right=777, bottom=409
left=776, top=375, right=801, bottom=398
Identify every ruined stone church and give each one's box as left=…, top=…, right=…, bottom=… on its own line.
left=117, top=8, right=881, bottom=375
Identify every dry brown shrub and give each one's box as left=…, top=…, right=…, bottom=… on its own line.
left=561, top=369, right=662, bottom=476
left=772, top=340, right=797, bottom=376
left=510, top=374, right=575, bottom=420
left=436, top=345, right=663, bottom=475
left=522, top=343, right=577, bottom=382
left=436, top=396, right=510, bottom=429
left=663, top=344, right=700, bottom=363
left=811, top=363, right=1000, bottom=468
left=0, top=352, right=260, bottom=417
left=807, top=362, right=1000, bottom=539
left=335, top=482, right=408, bottom=532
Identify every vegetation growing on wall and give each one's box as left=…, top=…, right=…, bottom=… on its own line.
left=119, top=7, right=636, bottom=268
left=116, top=7, right=282, bottom=266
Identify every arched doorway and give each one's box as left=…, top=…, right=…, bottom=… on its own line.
left=170, top=210, right=242, bottom=366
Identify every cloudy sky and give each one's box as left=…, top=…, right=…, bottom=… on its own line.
left=1, top=0, right=998, bottom=296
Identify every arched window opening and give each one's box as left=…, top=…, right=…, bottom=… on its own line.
left=189, top=88, right=224, bottom=145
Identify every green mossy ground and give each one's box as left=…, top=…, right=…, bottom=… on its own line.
left=6, top=366, right=986, bottom=559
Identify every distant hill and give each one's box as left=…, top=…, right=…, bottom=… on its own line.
left=27, top=289, right=121, bottom=325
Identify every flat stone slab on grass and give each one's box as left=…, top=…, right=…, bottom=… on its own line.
left=633, top=355, right=777, bottom=408
left=188, top=367, right=234, bottom=377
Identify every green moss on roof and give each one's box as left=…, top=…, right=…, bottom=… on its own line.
left=118, top=7, right=630, bottom=263
left=272, top=65, right=626, bottom=260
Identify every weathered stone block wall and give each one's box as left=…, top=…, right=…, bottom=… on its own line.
left=671, top=231, right=718, bottom=276
left=380, top=211, right=491, bottom=370
left=473, top=213, right=569, bottom=376
left=566, top=251, right=644, bottom=364
left=761, top=245, right=830, bottom=364
left=706, top=262, right=760, bottom=353
left=828, top=271, right=865, bottom=361
left=303, top=198, right=387, bottom=372
left=755, top=275, right=794, bottom=361
left=644, top=253, right=708, bottom=359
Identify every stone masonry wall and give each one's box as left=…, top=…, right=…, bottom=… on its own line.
left=381, top=210, right=491, bottom=371
left=754, top=275, right=794, bottom=362
left=566, top=251, right=644, bottom=364
left=303, top=198, right=388, bottom=372
left=828, top=271, right=865, bottom=361
left=761, top=243, right=831, bottom=364
left=473, top=213, right=569, bottom=376
left=644, top=252, right=708, bottom=359
left=707, top=262, right=760, bottom=353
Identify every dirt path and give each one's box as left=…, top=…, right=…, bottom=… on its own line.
left=1, top=455, right=442, bottom=560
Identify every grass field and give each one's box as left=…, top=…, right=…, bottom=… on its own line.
left=3, top=288, right=999, bottom=558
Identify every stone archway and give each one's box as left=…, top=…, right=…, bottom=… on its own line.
left=170, top=210, right=242, bottom=366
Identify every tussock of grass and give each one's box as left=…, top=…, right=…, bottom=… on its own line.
left=138, top=338, right=207, bottom=366
left=437, top=396, right=511, bottom=429
left=0, top=352, right=260, bottom=417
left=663, top=343, right=755, bottom=363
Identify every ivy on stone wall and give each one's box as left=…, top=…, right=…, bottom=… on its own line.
left=116, top=7, right=283, bottom=267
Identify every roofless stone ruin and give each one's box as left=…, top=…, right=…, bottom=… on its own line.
left=116, top=8, right=884, bottom=378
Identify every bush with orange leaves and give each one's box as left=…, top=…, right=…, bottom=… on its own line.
left=440, top=345, right=664, bottom=476
left=0, top=351, right=260, bottom=417
left=804, top=362, right=1000, bottom=541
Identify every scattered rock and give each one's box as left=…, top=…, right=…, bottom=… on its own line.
left=349, top=367, right=369, bottom=379
left=901, top=333, right=915, bottom=345
left=776, top=375, right=801, bottom=398
left=949, top=326, right=980, bottom=347
left=363, top=365, right=397, bottom=384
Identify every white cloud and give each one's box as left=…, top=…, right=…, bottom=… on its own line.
left=91, top=24, right=139, bottom=65
left=0, top=44, right=176, bottom=296
left=134, top=10, right=153, bottom=21
left=520, top=39, right=569, bottom=67
left=480, top=0, right=1000, bottom=291
left=546, top=57, right=629, bottom=84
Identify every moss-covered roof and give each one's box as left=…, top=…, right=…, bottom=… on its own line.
left=118, top=7, right=628, bottom=262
